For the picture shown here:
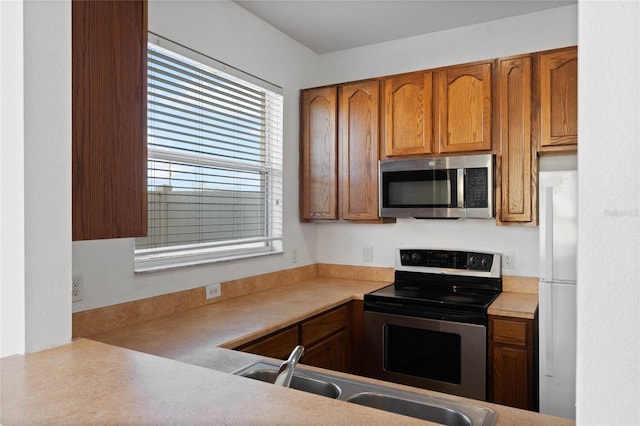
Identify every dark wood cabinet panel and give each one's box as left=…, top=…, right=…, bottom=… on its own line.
left=72, top=0, right=147, bottom=240
left=491, top=345, right=531, bottom=409
left=300, top=87, right=338, bottom=220
left=238, top=326, right=300, bottom=360
left=300, top=305, right=348, bottom=347
left=349, top=300, right=364, bottom=375
left=383, top=72, right=434, bottom=156
left=237, top=303, right=353, bottom=373
left=303, top=329, right=349, bottom=372
left=496, top=56, right=536, bottom=224
left=489, top=315, right=537, bottom=411
left=435, top=62, right=493, bottom=153
left=536, top=47, right=578, bottom=151
left=338, top=80, right=382, bottom=221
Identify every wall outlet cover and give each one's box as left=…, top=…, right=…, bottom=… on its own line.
left=72, top=275, right=84, bottom=303
left=206, top=283, right=222, bottom=300
left=503, top=252, right=515, bottom=269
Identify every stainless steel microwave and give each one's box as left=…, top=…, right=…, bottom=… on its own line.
left=379, top=154, right=494, bottom=219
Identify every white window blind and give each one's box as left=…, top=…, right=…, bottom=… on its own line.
left=135, top=34, right=283, bottom=272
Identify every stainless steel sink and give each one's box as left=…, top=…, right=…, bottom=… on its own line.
left=233, top=361, right=497, bottom=426
left=347, top=392, right=472, bottom=426
left=239, top=368, right=341, bottom=399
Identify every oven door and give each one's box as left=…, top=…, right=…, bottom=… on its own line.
left=363, top=311, right=487, bottom=400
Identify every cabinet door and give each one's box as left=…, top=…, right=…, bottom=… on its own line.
left=303, top=329, right=349, bottom=372
left=383, top=72, right=433, bottom=156
left=435, top=62, right=492, bottom=153
left=489, top=316, right=536, bottom=411
left=300, top=87, right=338, bottom=220
left=497, top=56, right=535, bottom=224
left=339, top=80, right=381, bottom=221
left=238, top=326, right=299, bottom=360
left=538, top=47, right=578, bottom=150
left=72, top=0, right=148, bottom=240
left=491, top=345, right=531, bottom=409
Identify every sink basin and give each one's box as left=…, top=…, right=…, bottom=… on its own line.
left=233, top=362, right=497, bottom=426
left=238, top=368, right=341, bottom=399
left=347, top=392, right=472, bottom=426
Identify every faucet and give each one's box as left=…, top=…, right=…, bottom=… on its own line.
left=274, top=345, right=305, bottom=388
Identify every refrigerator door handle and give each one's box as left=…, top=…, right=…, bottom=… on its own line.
left=541, top=281, right=554, bottom=377
left=542, top=187, right=554, bottom=280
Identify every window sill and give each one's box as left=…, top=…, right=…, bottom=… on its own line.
left=134, top=247, right=283, bottom=273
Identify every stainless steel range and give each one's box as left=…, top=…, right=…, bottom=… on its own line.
left=363, top=249, right=502, bottom=401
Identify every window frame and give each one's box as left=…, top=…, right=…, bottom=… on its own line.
left=134, top=33, right=283, bottom=273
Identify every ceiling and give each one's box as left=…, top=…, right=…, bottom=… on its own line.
left=233, top=0, right=575, bottom=54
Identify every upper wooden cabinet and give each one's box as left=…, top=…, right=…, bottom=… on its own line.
left=300, top=81, right=385, bottom=223
left=435, top=62, right=493, bottom=153
left=300, top=46, right=577, bottom=226
left=300, top=87, right=338, bottom=220
left=496, top=56, right=535, bottom=224
left=536, top=47, right=578, bottom=152
left=383, top=72, right=434, bottom=156
left=339, top=80, right=382, bottom=221
left=72, top=0, right=148, bottom=240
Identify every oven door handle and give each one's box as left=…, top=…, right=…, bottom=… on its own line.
left=364, top=302, right=487, bottom=325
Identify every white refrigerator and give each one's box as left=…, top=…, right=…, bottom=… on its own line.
left=538, top=170, right=577, bottom=420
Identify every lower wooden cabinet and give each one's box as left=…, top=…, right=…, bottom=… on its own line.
left=304, top=329, right=349, bottom=371
left=236, top=304, right=353, bottom=373
left=488, top=315, right=538, bottom=411
left=237, top=325, right=299, bottom=360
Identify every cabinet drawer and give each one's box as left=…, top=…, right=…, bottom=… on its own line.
left=239, top=326, right=299, bottom=360
left=301, top=305, right=348, bottom=347
left=492, top=318, right=529, bottom=347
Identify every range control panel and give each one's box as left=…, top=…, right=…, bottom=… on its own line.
left=399, top=249, right=494, bottom=272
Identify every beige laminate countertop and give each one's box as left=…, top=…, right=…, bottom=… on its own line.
left=88, top=277, right=388, bottom=370
left=489, top=292, right=539, bottom=319
left=1, top=339, right=573, bottom=426
left=2, top=276, right=562, bottom=425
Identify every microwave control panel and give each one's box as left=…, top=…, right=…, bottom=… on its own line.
left=464, top=168, right=488, bottom=208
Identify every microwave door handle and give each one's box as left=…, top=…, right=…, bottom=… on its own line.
left=457, top=169, right=464, bottom=208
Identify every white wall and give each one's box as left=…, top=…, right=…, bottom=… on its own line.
left=72, top=0, right=320, bottom=311
left=1, top=0, right=26, bottom=356
left=0, top=0, right=72, bottom=356
left=577, top=2, right=639, bottom=424
left=317, top=5, right=578, bottom=85
left=315, top=5, right=578, bottom=276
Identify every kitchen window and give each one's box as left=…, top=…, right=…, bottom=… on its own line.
left=134, top=34, right=283, bottom=272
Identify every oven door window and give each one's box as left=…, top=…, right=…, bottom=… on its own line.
left=384, top=324, right=461, bottom=384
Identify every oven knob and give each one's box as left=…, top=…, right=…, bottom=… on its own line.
left=411, top=253, right=421, bottom=264
left=401, top=253, right=411, bottom=264
left=481, top=258, right=489, bottom=268
left=469, top=256, right=478, bottom=267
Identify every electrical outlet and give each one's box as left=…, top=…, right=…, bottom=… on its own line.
left=503, top=252, right=515, bottom=269
left=363, top=245, right=374, bottom=262
left=72, top=275, right=84, bottom=303
left=206, top=283, right=221, bottom=300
